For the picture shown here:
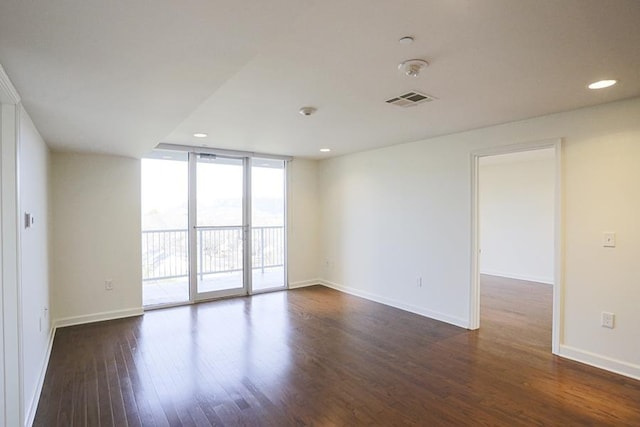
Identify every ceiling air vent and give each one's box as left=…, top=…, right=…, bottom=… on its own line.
left=385, top=91, right=436, bottom=108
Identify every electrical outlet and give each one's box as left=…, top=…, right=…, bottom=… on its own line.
left=105, top=279, right=114, bottom=291
left=601, top=312, right=615, bottom=329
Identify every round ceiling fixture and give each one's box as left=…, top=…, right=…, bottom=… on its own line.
left=588, top=79, right=617, bottom=89
left=398, top=59, right=429, bottom=77
left=398, top=36, right=414, bottom=45
left=299, top=106, right=317, bottom=116
left=193, top=132, right=208, bottom=138
left=319, top=148, right=331, bottom=153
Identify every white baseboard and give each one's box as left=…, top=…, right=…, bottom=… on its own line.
left=24, top=327, right=56, bottom=427
left=289, top=278, right=322, bottom=289
left=481, top=270, right=554, bottom=285
left=55, top=307, right=144, bottom=329
left=319, top=280, right=469, bottom=329
left=559, top=345, right=640, bottom=381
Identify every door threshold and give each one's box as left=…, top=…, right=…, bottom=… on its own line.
left=144, top=286, right=289, bottom=311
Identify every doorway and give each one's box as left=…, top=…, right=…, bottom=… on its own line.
left=141, top=148, right=288, bottom=307
left=470, top=140, right=561, bottom=354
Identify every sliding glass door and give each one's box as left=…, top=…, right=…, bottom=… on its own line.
left=142, top=149, right=287, bottom=307
left=251, top=158, right=286, bottom=292
left=141, top=151, right=190, bottom=306
left=192, top=154, right=247, bottom=300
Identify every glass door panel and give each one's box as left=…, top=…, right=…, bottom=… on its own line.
left=141, top=151, right=189, bottom=306
left=251, top=158, right=286, bottom=291
left=194, top=155, right=246, bottom=299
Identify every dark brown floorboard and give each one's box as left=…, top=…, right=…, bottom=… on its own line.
left=34, top=277, right=640, bottom=426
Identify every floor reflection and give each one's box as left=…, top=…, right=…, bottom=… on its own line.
left=137, top=290, right=292, bottom=406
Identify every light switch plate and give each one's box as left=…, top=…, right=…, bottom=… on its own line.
left=603, top=232, right=616, bottom=248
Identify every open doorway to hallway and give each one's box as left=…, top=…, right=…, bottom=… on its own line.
left=477, top=146, right=557, bottom=350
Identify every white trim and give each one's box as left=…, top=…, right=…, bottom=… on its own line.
left=244, top=157, right=252, bottom=295
left=552, top=141, right=564, bottom=355
left=288, top=279, right=321, bottom=289
left=0, top=99, right=4, bottom=427
left=480, top=270, right=554, bottom=285
left=188, top=152, right=197, bottom=302
left=469, top=151, right=480, bottom=330
left=320, top=280, right=469, bottom=329
left=14, top=105, right=25, bottom=426
left=55, top=308, right=144, bottom=329
left=282, top=160, right=289, bottom=292
left=24, top=327, right=55, bottom=427
left=470, top=139, right=562, bottom=356
left=156, top=143, right=293, bottom=162
left=1, top=103, right=22, bottom=427
left=0, top=65, right=20, bottom=105
left=559, top=345, right=640, bottom=381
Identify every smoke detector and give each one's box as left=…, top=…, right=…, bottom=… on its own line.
left=299, top=106, right=316, bottom=116
left=398, top=59, right=429, bottom=77
left=398, top=36, right=414, bottom=45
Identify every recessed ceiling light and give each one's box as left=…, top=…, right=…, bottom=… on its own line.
left=588, top=79, right=617, bottom=89
left=399, top=36, right=414, bottom=45
left=320, top=148, right=331, bottom=153
left=193, top=133, right=208, bottom=138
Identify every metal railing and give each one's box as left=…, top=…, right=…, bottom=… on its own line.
left=142, top=226, right=284, bottom=281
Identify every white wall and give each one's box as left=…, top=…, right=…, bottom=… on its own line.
left=318, top=97, right=640, bottom=378
left=319, top=139, right=473, bottom=327
left=479, top=151, right=555, bottom=284
left=51, top=152, right=142, bottom=324
left=18, top=106, right=51, bottom=424
left=287, top=158, right=320, bottom=286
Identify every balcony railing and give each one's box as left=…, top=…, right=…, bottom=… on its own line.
left=142, top=226, right=284, bottom=282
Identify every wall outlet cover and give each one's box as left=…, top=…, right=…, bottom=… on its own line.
left=603, top=232, right=616, bottom=248
left=601, top=312, right=615, bottom=329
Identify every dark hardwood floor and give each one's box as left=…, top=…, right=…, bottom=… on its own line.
left=35, top=277, right=640, bottom=426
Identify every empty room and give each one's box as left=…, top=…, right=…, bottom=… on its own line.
left=1, top=1, right=640, bottom=426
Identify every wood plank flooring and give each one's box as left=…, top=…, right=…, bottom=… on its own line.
left=34, top=277, right=640, bottom=426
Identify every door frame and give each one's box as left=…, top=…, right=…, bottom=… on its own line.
left=0, top=65, right=23, bottom=426
left=188, top=153, right=251, bottom=302
left=469, top=138, right=562, bottom=355
left=149, top=143, right=292, bottom=305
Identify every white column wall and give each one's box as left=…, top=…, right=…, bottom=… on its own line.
left=18, top=106, right=51, bottom=425
left=287, top=158, right=321, bottom=287
left=51, top=152, right=143, bottom=324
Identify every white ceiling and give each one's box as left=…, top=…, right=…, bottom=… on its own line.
left=1, top=0, right=639, bottom=159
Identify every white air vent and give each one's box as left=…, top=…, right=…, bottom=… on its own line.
left=385, top=91, right=436, bottom=107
